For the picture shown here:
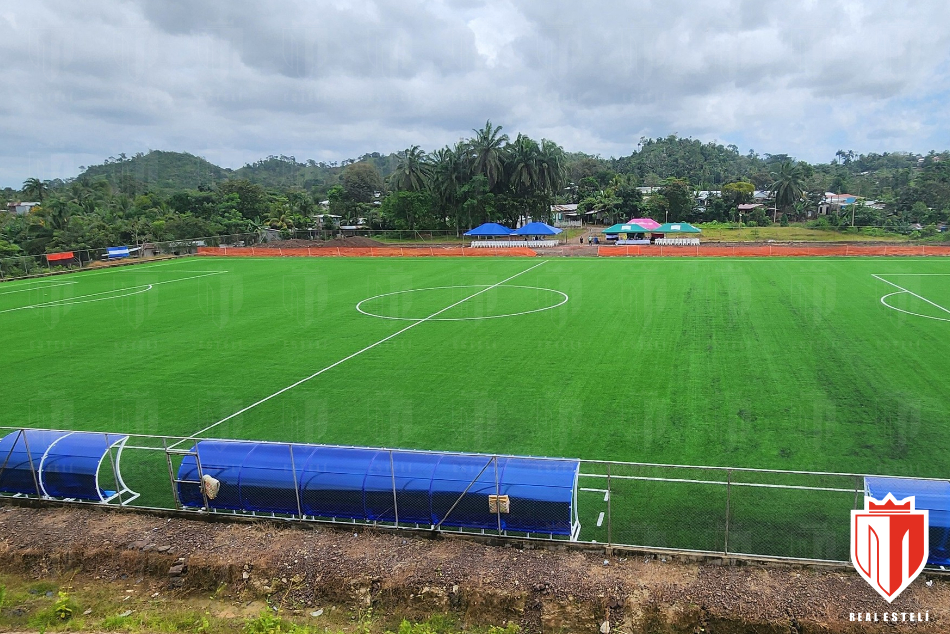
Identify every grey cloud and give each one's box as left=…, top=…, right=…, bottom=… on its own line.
left=0, top=0, right=949, bottom=185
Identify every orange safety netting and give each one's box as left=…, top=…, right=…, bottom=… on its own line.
left=197, top=246, right=538, bottom=257
left=598, top=244, right=950, bottom=257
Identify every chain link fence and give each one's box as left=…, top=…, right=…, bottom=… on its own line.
left=0, top=233, right=264, bottom=281
left=0, top=229, right=470, bottom=281
left=5, top=426, right=935, bottom=564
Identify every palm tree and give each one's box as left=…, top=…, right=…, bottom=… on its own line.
left=391, top=145, right=431, bottom=192
left=43, top=198, right=72, bottom=232
left=507, top=134, right=540, bottom=196
left=429, top=144, right=468, bottom=232
left=770, top=161, right=805, bottom=222
left=469, top=120, right=509, bottom=191
left=536, top=139, right=567, bottom=196
left=22, top=177, right=47, bottom=202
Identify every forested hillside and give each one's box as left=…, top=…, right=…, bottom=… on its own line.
left=2, top=126, right=950, bottom=260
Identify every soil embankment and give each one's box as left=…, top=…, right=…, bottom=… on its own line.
left=0, top=505, right=945, bottom=632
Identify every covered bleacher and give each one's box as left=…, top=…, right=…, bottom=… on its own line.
left=465, top=222, right=563, bottom=248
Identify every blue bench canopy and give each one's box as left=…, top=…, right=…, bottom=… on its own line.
left=0, top=430, right=134, bottom=502
left=865, top=476, right=950, bottom=565
left=178, top=441, right=579, bottom=535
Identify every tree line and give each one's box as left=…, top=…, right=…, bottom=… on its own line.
left=3, top=126, right=950, bottom=258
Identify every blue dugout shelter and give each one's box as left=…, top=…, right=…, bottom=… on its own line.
left=0, top=429, right=138, bottom=503
left=511, top=222, right=562, bottom=236
left=865, top=476, right=950, bottom=565
left=463, top=223, right=514, bottom=237
left=177, top=440, right=580, bottom=538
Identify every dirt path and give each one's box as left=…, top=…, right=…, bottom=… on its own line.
left=0, top=505, right=946, bottom=632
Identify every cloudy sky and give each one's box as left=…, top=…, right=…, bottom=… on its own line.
left=2, top=0, right=949, bottom=187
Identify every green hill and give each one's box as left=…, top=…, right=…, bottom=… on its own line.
left=73, top=151, right=401, bottom=195
left=78, top=151, right=232, bottom=193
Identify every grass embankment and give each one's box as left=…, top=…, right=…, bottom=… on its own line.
left=696, top=224, right=909, bottom=242
left=0, top=574, right=518, bottom=634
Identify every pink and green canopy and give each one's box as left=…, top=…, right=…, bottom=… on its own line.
left=602, top=223, right=651, bottom=234
left=627, top=218, right=661, bottom=230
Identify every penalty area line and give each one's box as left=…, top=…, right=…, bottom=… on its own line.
left=872, top=274, right=950, bottom=317
left=0, top=271, right=225, bottom=314
left=173, top=260, right=550, bottom=447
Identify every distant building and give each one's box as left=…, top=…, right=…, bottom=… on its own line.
left=819, top=193, right=860, bottom=216
left=6, top=201, right=40, bottom=215
left=550, top=203, right=581, bottom=227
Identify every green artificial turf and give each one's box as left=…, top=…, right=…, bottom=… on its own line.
left=2, top=255, right=949, bottom=556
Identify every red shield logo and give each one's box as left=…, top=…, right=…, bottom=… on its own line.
left=851, top=494, right=929, bottom=602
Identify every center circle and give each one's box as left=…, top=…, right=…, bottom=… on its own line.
left=356, top=285, right=569, bottom=321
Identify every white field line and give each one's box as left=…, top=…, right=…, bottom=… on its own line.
left=0, top=286, right=154, bottom=313
left=872, top=274, right=950, bottom=317
left=596, top=512, right=605, bottom=527
left=175, top=261, right=549, bottom=446
left=0, top=271, right=224, bottom=314
left=356, top=284, right=569, bottom=322
left=0, top=281, right=77, bottom=296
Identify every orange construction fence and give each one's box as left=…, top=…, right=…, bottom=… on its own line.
left=197, top=246, right=538, bottom=257
left=598, top=244, right=950, bottom=257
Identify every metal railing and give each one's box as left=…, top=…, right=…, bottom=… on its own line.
left=3, top=425, right=939, bottom=564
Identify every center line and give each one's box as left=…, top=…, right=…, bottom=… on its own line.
left=174, top=261, right=549, bottom=446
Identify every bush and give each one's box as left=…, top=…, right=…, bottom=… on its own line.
left=244, top=610, right=309, bottom=634
left=28, top=590, right=79, bottom=629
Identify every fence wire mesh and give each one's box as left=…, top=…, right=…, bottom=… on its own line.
left=0, top=427, right=925, bottom=563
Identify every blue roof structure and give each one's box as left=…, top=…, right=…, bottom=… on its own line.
left=177, top=440, right=580, bottom=536
left=511, top=222, right=562, bottom=236
left=865, top=476, right=950, bottom=565
left=463, top=223, right=514, bottom=236
left=0, top=430, right=137, bottom=503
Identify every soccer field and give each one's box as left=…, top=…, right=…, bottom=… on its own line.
left=2, top=255, right=949, bottom=476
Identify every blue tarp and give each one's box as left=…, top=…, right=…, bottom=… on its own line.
left=511, top=222, right=562, bottom=236
left=463, top=223, right=514, bottom=237
left=107, top=246, right=130, bottom=259
left=865, top=476, right=950, bottom=565
left=0, top=430, right=127, bottom=501
left=177, top=441, right=579, bottom=535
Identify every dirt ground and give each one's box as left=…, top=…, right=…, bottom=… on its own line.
left=0, top=505, right=946, bottom=633
left=256, top=237, right=387, bottom=248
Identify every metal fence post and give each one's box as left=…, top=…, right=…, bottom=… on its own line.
left=606, top=462, right=612, bottom=546
left=493, top=456, right=502, bottom=533
left=21, top=430, right=42, bottom=498
left=163, top=438, right=182, bottom=510
left=854, top=475, right=862, bottom=509
left=390, top=450, right=399, bottom=527
left=724, top=468, right=731, bottom=555
left=289, top=443, right=303, bottom=519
